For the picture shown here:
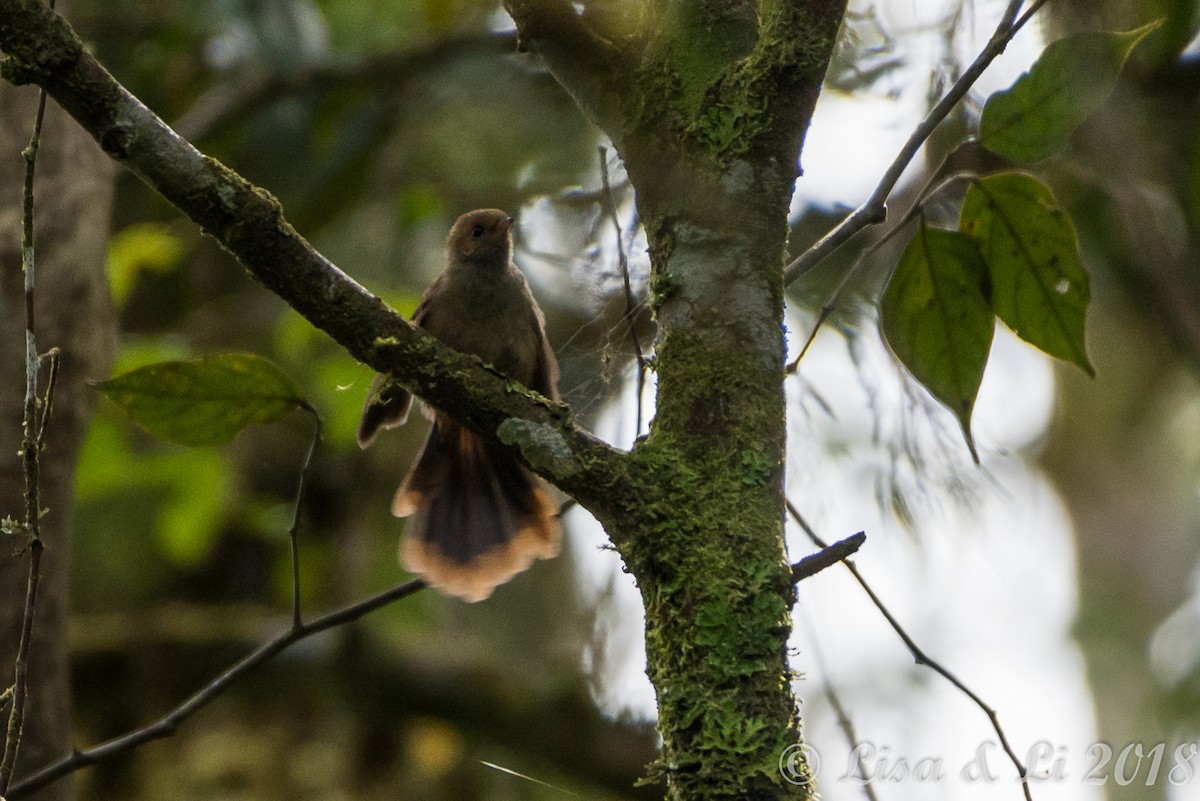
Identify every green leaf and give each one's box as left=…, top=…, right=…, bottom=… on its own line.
left=979, top=21, right=1162, bottom=162
left=881, top=225, right=994, bottom=461
left=960, top=172, right=1094, bottom=375
left=94, top=353, right=306, bottom=446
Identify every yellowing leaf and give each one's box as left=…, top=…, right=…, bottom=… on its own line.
left=881, top=225, right=994, bottom=461
left=961, top=173, right=1093, bottom=375
left=107, top=222, right=186, bottom=305
left=979, top=21, right=1162, bottom=162
left=94, top=353, right=306, bottom=446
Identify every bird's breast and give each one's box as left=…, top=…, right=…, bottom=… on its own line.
left=422, top=270, right=541, bottom=385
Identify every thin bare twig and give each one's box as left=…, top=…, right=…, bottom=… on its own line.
left=598, top=146, right=649, bottom=435
left=823, top=680, right=880, bottom=801
left=0, top=43, right=55, bottom=793
left=8, top=577, right=429, bottom=798
left=9, top=378, right=415, bottom=798
left=10, top=368, right=419, bottom=798
left=783, top=0, right=1049, bottom=285
left=786, top=501, right=1033, bottom=801
left=34, top=348, right=60, bottom=451
left=785, top=200, right=924, bottom=375
left=998, top=0, right=1026, bottom=30
left=795, top=605, right=880, bottom=801
left=289, top=404, right=322, bottom=629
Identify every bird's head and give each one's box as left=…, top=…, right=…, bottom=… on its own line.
left=447, top=209, right=513, bottom=268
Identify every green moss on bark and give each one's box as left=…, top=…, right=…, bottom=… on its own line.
left=621, top=429, right=800, bottom=799
left=607, top=193, right=806, bottom=797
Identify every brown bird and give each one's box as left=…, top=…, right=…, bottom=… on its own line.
left=357, top=209, right=561, bottom=602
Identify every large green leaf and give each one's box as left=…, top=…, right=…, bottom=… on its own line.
left=961, top=172, right=1094, bottom=375
left=881, top=225, right=994, bottom=461
left=979, top=21, right=1161, bottom=162
left=95, top=353, right=306, bottom=446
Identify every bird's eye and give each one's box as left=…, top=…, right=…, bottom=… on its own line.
left=471, top=225, right=485, bottom=238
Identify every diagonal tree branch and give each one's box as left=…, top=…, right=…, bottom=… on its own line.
left=0, top=0, right=631, bottom=520
left=787, top=501, right=1034, bottom=801
left=783, top=0, right=1048, bottom=285
left=735, top=0, right=850, bottom=163
left=7, top=578, right=429, bottom=799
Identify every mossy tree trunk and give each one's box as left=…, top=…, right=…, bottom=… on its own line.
left=508, top=2, right=847, bottom=798
left=0, top=1, right=847, bottom=799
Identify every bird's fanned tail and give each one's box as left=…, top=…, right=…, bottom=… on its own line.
left=394, top=418, right=560, bottom=602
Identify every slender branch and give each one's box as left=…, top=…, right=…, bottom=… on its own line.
left=34, top=347, right=60, bottom=450
left=790, top=531, right=865, bottom=582
left=598, top=146, right=649, bottom=436
left=795, top=605, right=880, bottom=801
left=0, top=0, right=630, bottom=516
left=786, top=501, right=1033, bottom=801
left=822, top=680, right=879, bottom=801
left=8, top=370, right=395, bottom=797
left=998, top=0, right=1026, bottom=30
left=783, top=0, right=1049, bottom=285
left=289, top=405, right=322, bottom=629
left=0, top=542, right=42, bottom=794
left=784, top=196, right=921, bottom=375
left=0, top=43, right=53, bottom=792
left=8, top=577, right=429, bottom=798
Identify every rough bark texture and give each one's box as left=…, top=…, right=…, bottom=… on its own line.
left=0, top=81, right=117, bottom=800
left=0, top=1, right=849, bottom=798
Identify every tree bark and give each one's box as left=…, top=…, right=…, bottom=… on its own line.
left=0, top=81, right=116, bottom=800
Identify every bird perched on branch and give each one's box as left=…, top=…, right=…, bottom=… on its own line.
left=357, top=209, right=561, bottom=602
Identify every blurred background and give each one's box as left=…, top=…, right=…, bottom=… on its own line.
left=14, top=0, right=1200, bottom=798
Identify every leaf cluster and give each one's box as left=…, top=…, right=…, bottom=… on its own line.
left=880, top=22, right=1159, bottom=457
